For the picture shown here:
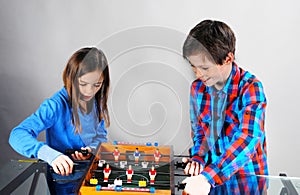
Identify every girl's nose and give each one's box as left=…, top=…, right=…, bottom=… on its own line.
left=85, top=85, right=94, bottom=94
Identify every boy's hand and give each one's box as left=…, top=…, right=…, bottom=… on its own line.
left=71, top=147, right=92, bottom=160
left=182, top=157, right=203, bottom=176
left=182, top=174, right=211, bottom=195
left=51, top=154, right=74, bottom=176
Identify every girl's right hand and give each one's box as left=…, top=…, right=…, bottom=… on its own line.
left=51, top=154, right=74, bottom=176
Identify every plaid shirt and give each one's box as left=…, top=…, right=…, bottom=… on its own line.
left=189, top=62, right=268, bottom=190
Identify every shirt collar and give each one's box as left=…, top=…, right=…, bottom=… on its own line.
left=206, top=62, right=239, bottom=97
left=227, top=62, right=239, bottom=97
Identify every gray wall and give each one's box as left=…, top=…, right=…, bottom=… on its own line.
left=1, top=0, right=300, bottom=177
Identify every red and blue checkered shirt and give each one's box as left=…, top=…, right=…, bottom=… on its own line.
left=189, top=62, right=268, bottom=190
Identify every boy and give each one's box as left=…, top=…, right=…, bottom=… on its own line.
left=181, top=20, right=268, bottom=194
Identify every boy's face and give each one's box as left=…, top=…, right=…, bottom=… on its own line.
left=78, top=70, right=103, bottom=102
left=188, top=53, right=231, bottom=90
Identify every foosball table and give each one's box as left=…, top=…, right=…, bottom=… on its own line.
left=79, top=142, right=176, bottom=194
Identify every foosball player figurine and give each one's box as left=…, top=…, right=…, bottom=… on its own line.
left=114, top=177, right=123, bottom=187
left=126, top=164, right=134, bottom=183
left=153, top=148, right=161, bottom=165
left=114, top=177, right=123, bottom=192
left=120, top=160, right=127, bottom=169
left=149, top=165, right=157, bottom=185
left=141, top=161, right=148, bottom=168
left=133, top=148, right=140, bottom=165
left=113, top=147, right=120, bottom=163
left=98, top=160, right=106, bottom=168
left=103, top=164, right=111, bottom=182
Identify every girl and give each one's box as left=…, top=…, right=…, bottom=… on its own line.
left=9, top=47, right=110, bottom=194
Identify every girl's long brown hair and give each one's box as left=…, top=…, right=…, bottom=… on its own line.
left=62, top=47, right=110, bottom=133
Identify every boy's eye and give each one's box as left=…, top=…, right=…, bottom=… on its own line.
left=191, top=65, right=208, bottom=71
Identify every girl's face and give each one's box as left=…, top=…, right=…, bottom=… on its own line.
left=78, top=70, right=103, bottom=102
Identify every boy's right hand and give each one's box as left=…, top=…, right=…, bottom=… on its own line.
left=51, top=154, right=74, bottom=176
left=182, top=157, right=203, bottom=176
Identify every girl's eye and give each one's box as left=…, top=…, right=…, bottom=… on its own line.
left=94, top=84, right=101, bottom=88
left=79, top=83, right=87, bottom=86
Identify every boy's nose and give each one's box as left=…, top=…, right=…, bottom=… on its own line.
left=195, top=69, right=204, bottom=78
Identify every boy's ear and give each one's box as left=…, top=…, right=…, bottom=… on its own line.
left=224, top=52, right=234, bottom=64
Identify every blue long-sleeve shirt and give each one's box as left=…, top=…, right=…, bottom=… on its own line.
left=9, top=87, right=107, bottom=165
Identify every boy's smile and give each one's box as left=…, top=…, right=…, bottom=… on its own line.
left=188, top=53, right=233, bottom=90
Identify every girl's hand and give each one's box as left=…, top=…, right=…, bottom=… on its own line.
left=51, top=154, right=74, bottom=176
left=71, top=147, right=92, bottom=160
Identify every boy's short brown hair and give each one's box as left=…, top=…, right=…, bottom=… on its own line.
left=183, top=20, right=236, bottom=65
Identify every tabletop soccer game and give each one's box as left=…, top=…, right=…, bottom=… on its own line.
left=79, top=141, right=175, bottom=194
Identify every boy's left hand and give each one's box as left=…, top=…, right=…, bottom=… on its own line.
left=182, top=174, right=211, bottom=195
left=71, top=147, right=92, bottom=160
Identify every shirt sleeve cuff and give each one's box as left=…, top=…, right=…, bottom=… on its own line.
left=201, top=164, right=225, bottom=187
left=37, top=145, right=63, bottom=165
left=191, top=155, right=205, bottom=167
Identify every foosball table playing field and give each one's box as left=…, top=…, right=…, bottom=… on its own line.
left=79, top=142, right=177, bottom=194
